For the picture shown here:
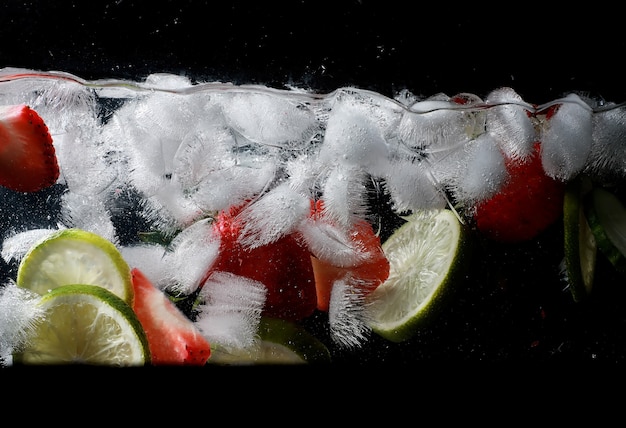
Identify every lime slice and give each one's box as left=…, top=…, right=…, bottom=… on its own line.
left=16, top=228, right=133, bottom=304
left=585, top=186, right=626, bottom=277
left=365, top=208, right=467, bottom=343
left=208, top=317, right=331, bottom=365
left=13, top=284, right=150, bottom=366
left=563, top=175, right=596, bottom=302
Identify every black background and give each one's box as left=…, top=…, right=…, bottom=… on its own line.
left=2, top=1, right=626, bottom=365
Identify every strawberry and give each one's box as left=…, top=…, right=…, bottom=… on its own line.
left=473, top=140, right=566, bottom=243
left=131, top=267, right=211, bottom=366
left=0, top=105, right=59, bottom=192
left=207, top=202, right=318, bottom=321
left=309, top=199, right=390, bottom=312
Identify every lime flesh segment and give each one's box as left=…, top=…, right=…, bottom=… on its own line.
left=14, top=284, right=150, bottom=366
left=563, top=176, right=596, bottom=302
left=16, top=229, right=133, bottom=304
left=365, top=209, right=466, bottom=343
left=208, top=317, right=331, bottom=365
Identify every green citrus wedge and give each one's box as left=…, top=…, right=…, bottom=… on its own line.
left=13, top=284, right=150, bottom=366
left=16, top=228, right=133, bottom=304
left=584, top=186, right=626, bottom=277
left=365, top=208, right=468, bottom=343
left=563, top=175, right=596, bottom=302
left=208, top=317, right=331, bottom=365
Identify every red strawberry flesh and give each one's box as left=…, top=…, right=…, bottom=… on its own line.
left=131, top=267, right=211, bottom=366
left=0, top=105, right=59, bottom=192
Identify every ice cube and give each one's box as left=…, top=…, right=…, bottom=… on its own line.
left=485, top=87, right=536, bottom=161
left=381, top=158, right=447, bottom=213
left=0, top=282, right=44, bottom=365
left=320, top=89, right=399, bottom=178
left=540, top=94, right=593, bottom=181
left=195, top=271, right=267, bottom=351
left=586, top=104, right=626, bottom=178
left=160, top=218, right=220, bottom=294
left=218, top=90, right=321, bottom=148
left=236, top=182, right=311, bottom=249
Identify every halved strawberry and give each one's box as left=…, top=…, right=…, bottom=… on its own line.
left=207, top=202, right=318, bottom=321
left=0, top=105, right=59, bottom=192
left=473, top=141, right=566, bottom=243
left=309, top=199, right=390, bottom=312
left=131, top=267, right=211, bottom=366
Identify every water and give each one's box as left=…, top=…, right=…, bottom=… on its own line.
left=2, top=67, right=626, bottom=363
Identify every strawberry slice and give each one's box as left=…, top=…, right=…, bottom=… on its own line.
left=473, top=141, right=566, bottom=243
left=131, top=267, right=211, bottom=366
left=208, top=202, right=318, bottom=321
left=0, top=105, right=59, bottom=192
left=309, top=199, right=389, bottom=312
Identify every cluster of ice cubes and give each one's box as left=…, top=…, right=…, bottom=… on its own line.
left=1, top=68, right=626, bottom=353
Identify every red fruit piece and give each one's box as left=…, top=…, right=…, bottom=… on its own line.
left=131, top=267, right=211, bottom=366
left=473, top=141, right=565, bottom=243
left=208, top=202, right=318, bottom=321
left=309, top=199, right=390, bottom=312
left=0, top=105, right=59, bottom=192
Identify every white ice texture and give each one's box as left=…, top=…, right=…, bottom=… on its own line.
left=0, top=282, right=44, bottom=365
left=540, top=94, right=593, bottom=181
left=484, top=87, right=537, bottom=161
left=194, top=271, right=267, bottom=351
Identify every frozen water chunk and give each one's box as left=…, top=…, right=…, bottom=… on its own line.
left=0, top=283, right=44, bottom=365
left=172, top=122, right=278, bottom=215
left=485, top=87, right=537, bottom=161
left=219, top=91, right=321, bottom=147
left=195, top=271, right=267, bottom=351
left=298, top=215, right=374, bottom=267
left=328, top=274, right=371, bottom=348
left=320, top=89, right=399, bottom=178
left=438, top=132, right=508, bottom=204
left=396, top=93, right=483, bottom=152
left=382, top=158, right=446, bottom=213
left=237, top=182, right=311, bottom=249
left=540, top=94, right=593, bottom=181
left=120, top=244, right=168, bottom=287
left=320, top=165, right=370, bottom=229
left=109, top=85, right=213, bottom=197
left=586, top=104, right=626, bottom=177
left=160, top=218, right=220, bottom=294
left=1, top=228, right=60, bottom=264
left=60, top=192, right=117, bottom=245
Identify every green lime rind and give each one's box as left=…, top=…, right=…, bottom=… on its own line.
left=584, top=187, right=626, bottom=277
left=365, top=208, right=470, bottom=343
left=208, top=317, right=331, bottom=365
left=16, top=228, right=133, bottom=304
left=13, top=284, right=150, bottom=366
left=563, top=175, right=596, bottom=303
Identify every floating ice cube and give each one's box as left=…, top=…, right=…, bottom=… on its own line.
left=320, top=89, right=399, bottom=178
left=1, top=228, right=60, bottom=264
left=60, top=192, right=117, bottom=244
left=382, top=157, right=447, bottom=213
left=586, top=104, right=626, bottom=178
left=540, top=94, right=593, bottom=181
left=439, top=132, right=508, bottom=204
left=237, top=182, right=311, bottom=249
left=218, top=90, right=321, bottom=148
left=195, top=271, right=267, bottom=351
left=0, top=282, right=44, bottom=365
left=485, top=87, right=536, bottom=161
left=160, top=218, right=220, bottom=294
left=396, top=94, right=478, bottom=152
left=328, top=274, right=371, bottom=349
